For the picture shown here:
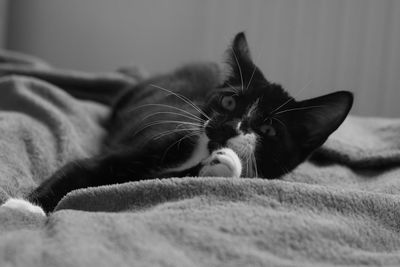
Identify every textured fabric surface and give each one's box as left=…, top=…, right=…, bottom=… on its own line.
left=1, top=50, right=400, bottom=267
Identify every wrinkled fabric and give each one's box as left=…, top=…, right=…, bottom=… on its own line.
left=1, top=50, right=400, bottom=267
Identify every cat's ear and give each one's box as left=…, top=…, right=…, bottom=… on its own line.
left=293, top=91, right=353, bottom=154
left=224, top=32, right=263, bottom=87
left=230, top=32, right=252, bottom=63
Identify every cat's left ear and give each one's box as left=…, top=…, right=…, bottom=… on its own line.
left=293, top=91, right=353, bottom=154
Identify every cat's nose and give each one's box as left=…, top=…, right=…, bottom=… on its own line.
left=239, top=119, right=251, bottom=133
left=224, top=120, right=239, bottom=130
left=205, top=119, right=239, bottom=144
left=214, top=121, right=236, bottom=138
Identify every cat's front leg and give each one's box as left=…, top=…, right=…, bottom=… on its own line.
left=199, top=148, right=242, bottom=178
left=1, top=198, right=46, bottom=216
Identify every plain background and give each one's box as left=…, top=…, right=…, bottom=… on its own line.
left=1, top=0, right=400, bottom=117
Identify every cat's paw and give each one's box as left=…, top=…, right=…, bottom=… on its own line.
left=199, top=148, right=242, bottom=178
left=1, top=198, right=46, bottom=216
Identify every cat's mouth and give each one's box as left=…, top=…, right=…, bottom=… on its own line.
left=226, top=133, right=257, bottom=159
left=203, top=120, right=257, bottom=161
left=202, top=132, right=258, bottom=178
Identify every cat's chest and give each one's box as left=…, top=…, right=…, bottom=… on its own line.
left=167, top=133, right=209, bottom=172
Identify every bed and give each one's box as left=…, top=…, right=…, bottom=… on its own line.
left=0, top=50, right=400, bottom=266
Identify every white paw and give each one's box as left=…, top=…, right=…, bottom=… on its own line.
left=1, top=198, right=46, bottom=216
left=199, top=148, right=242, bottom=178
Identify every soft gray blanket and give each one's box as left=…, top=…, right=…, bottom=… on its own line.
left=1, top=50, right=400, bottom=267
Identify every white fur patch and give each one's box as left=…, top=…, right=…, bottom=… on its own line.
left=168, top=132, right=210, bottom=172
left=199, top=148, right=242, bottom=178
left=2, top=198, right=46, bottom=216
left=227, top=133, right=257, bottom=157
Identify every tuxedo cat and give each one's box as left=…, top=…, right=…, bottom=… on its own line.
left=3, top=32, right=353, bottom=214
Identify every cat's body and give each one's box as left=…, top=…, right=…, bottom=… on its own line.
left=5, top=33, right=353, bottom=214
left=105, top=62, right=221, bottom=178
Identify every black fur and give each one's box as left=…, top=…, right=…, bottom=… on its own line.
left=28, top=32, right=353, bottom=212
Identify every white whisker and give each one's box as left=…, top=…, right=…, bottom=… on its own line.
left=150, top=84, right=211, bottom=120
left=246, top=64, right=257, bottom=91
left=225, top=81, right=240, bottom=96
left=153, top=127, right=201, bottom=140
left=132, top=120, right=202, bottom=138
left=246, top=154, right=252, bottom=178
left=252, top=153, right=258, bottom=178
left=230, top=47, right=244, bottom=92
left=140, top=111, right=205, bottom=123
left=143, top=120, right=202, bottom=128
left=127, top=103, right=203, bottom=121
left=269, top=79, right=313, bottom=115
left=271, top=117, right=287, bottom=129
left=274, top=105, right=326, bottom=115
left=245, top=157, right=249, bottom=177
left=245, top=150, right=252, bottom=177
left=161, top=132, right=199, bottom=162
left=269, top=97, right=295, bottom=116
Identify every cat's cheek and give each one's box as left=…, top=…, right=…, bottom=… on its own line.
left=199, top=148, right=242, bottom=178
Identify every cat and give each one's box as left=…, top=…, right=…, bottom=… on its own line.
left=2, top=32, right=353, bottom=214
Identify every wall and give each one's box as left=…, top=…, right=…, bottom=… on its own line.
left=6, top=0, right=400, bottom=117
left=0, top=0, right=9, bottom=47
left=7, top=0, right=208, bottom=73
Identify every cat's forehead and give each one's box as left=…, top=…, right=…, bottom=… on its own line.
left=244, top=83, right=291, bottom=108
left=218, top=81, right=291, bottom=113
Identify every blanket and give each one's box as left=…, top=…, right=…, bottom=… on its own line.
left=0, top=50, right=400, bottom=267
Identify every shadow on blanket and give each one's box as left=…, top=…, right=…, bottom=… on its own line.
left=0, top=49, right=400, bottom=266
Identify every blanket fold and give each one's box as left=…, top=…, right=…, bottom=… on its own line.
left=317, top=115, right=400, bottom=167
left=0, top=49, right=135, bottom=105
left=0, top=49, right=400, bottom=266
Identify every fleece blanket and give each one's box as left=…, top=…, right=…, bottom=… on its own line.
left=0, top=50, right=400, bottom=267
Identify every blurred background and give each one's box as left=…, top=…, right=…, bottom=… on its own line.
left=1, top=0, right=399, bottom=117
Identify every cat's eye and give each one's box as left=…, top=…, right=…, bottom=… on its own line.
left=260, top=124, right=276, bottom=136
left=221, top=96, right=236, bottom=111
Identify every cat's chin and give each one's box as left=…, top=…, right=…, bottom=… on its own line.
left=199, top=148, right=242, bottom=178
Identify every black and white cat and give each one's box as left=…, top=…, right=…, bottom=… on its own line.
left=2, top=32, right=353, bottom=215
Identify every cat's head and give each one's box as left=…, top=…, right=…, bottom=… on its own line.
left=203, top=32, right=353, bottom=178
